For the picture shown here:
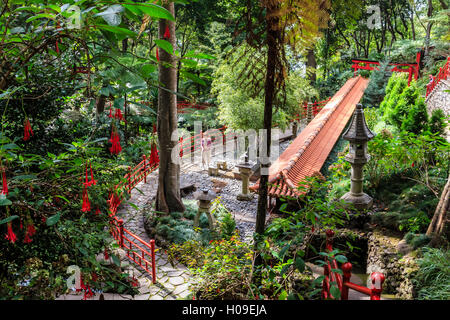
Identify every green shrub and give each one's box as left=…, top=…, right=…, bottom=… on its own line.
left=429, top=108, right=447, bottom=137
left=381, top=74, right=408, bottom=116
left=401, top=97, right=429, bottom=134
left=404, top=233, right=431, bottom=249
left=168, top=234, right=254, bottom=300
left=412, top=247, right=450, bottom=300
left=169, top=211, right=183, bottom=220
left=210, top=197, right=237, bottom=239
left=390, top=82, right=419, bottom=129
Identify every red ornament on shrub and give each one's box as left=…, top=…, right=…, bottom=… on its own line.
left=27, top=223, right=36, bottom=237
left=5, top=222, right=17, bottom=244
left=109, top=127, right=122, bottom=155
left=81, top=186, right=91, bottom=212
left=150, top=144, right=159, bottom=165
left=23, top=233, right=32, bottom=244
left=114, top=108, right=124, bottom=121
left=163, top=26, right=170, bottom=39
left=23, top=118, right=34, bottom=141
left=84, top=162, right=97, bottom=187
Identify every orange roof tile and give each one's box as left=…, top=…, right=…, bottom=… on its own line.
left=250, top=76, right=370, bottom=198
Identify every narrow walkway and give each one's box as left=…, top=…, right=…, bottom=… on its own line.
left=115, top=172, right=194, bottom=300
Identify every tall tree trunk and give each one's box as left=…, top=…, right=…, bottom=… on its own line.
left=410, top=11, right=416, bottom=40
left=155, top=2, right=185, bottom=214
left=253, top=3, right=279, bottom=284
left=306, top=49, right=317, bottom=84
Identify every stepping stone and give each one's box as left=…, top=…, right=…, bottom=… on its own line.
left=178, top=290, right=192, bottom=299
left=167, top=270, right=184, bottom=277
left=173, top=283, right=191, bottom=295
left=162, top=282, right=175, bottom=291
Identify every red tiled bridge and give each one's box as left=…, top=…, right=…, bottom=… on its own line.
left=250, top=76, right=370, bottom=199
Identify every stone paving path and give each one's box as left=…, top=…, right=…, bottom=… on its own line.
left=113, top=172, right=195, bottom=300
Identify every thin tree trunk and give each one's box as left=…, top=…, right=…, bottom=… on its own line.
left=155, top=2, right=185, bottom=214
left=410, top=11, right=416, bottom=40
left=424, top=0, right=433, bottom=57
left=306, top=49, right=317, bottom=83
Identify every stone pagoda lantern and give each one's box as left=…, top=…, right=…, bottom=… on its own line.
left=235, top=151, right=254, bottom=201
left=193, top=188, right=217, bottom=229
left=340, top=104, right=375, bottom=210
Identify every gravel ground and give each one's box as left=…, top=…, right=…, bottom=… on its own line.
left=179, top=139, right=292, bottom=243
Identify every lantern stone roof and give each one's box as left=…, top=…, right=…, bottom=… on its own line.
left=249, top=76, right=370, bottom=198
left=342, top=104, right=375, bottom=143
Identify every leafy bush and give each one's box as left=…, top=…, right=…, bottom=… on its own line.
left=401, top=97, right=429, bottom=134
left=149, top=198, right=238, bottom=245
left=390, top=81, right=419, bottom=129
left=167, top=234, right=254, bottom=300
left=412, top=247, right=450, bottom=300
left=429, top=108, right=447, bottom=137
left=370, top=182, right=438, bottom=233
left=380, top=74, right=408, bottom=115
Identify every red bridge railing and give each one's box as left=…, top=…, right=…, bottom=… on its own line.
left=351, top=52, right=421, bottom=86
left=426, top=57, right=450, bottom=98
left=322, top=230, right=385, bottom=300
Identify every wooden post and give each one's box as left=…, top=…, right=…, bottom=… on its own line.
left=143, top=155, right=147, bottom=183
left=118, top=219, right=124, bottom=248
left=191, top=135, right=194, bottom=162
left=341, top=262, right=352, bottom=300
left=150, top=239, right=156, bottom=284
left=128, top=166, right=132, bottom=193
left=369, top=272, right=385, bottom=300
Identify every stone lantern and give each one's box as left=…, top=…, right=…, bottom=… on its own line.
left=235, top=152, right=254, bottom=201
left=340, top=104, right=375, bottom=210
left=193, top=188, right=217, bottom=229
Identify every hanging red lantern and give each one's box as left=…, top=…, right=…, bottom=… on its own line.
left=150, top=144, right=159, bottom=165
left=83, top=161, right=97, bottom=187
left=81, top=185, right=91, bottom=212
left=114, top=108, right=124, bottom=121
left=23, top=118, right=34, bottom=141
left=163, top=25, right=170, bottom=39
left=23, top=233, right=32, bottom=244
left=27, top=223, right=36, bottom=237
left=109, top=126, right=122, bottom=155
